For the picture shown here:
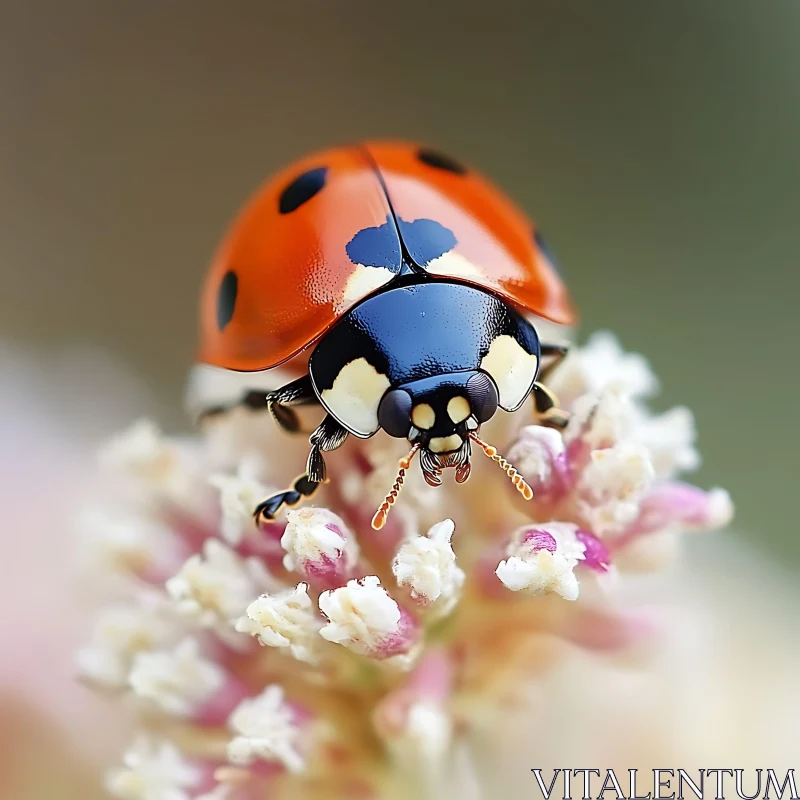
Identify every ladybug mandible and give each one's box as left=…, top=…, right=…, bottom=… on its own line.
left=198, top=141, right=576, bottom=529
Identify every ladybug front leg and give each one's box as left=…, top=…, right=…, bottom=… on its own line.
left=253, top=473, right=321, bottom=525
left=305, top=414, right=349, bottom=483
left=253, top=414, right=349, bottom=523
left=198, top=374, right=318, bottom=434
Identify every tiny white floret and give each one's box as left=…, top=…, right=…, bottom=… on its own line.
left=703, top=487, right=735, bottom=530
left=227, top=685, right=305, bottom=773
left=106, top=735, right=200, bottom=800
left=496, top=551, right=580, bottom=600
left=393, top=519, right=465, bottom=614
left=128, top=638, right=224, bottom=717
left=209, top=459, right=269, bottom=545
left=166, top=538, right=273, bottom=627
left=380, top=702, right=452, bottom=774
left=318, top=576, right=402, bottom=656
left=235, top=582, right=323, bottom=664
left=564, top=388, right=633, bottom=450
left=580, top=444, right=655, bottom=534
left=99, top=419, right=174, bottom=474
left=633, top=404, right=700, bottom=477
left=99, top=418, right=195, bottom=505
left=549, top=331, right=658, bottom=403
left=76, top=599, right=183, bottom=688
left=496, top=522, right=586, bottom=601
left=508, top=425, right=567, bottom=491
left=78, top=507, right=181, bottom=576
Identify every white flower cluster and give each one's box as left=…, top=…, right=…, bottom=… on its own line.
left=77, top=333, right=732, bottom=800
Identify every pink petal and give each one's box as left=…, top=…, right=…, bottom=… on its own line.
left=624, top=481, right=733, bottom=539
left=575, top=529, right=611, bottom=572
left=520, top=529, right=558, bottom=553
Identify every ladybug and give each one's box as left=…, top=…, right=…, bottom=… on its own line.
left=198, top=142, right=576, bottom=529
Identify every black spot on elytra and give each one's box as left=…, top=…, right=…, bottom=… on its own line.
left=534, top=229, right=561, bottom=275
left=278, top=167, right=327, bottom=214
left=417, top=148, right=467, bottom=175
left=346, top=216, right=403, bottom=270
left=217, top=270, right=238, bottom=331
left=397, top=217, right=458, bottom=267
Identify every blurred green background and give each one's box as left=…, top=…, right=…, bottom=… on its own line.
left=2, top=1, right=798, bottom=558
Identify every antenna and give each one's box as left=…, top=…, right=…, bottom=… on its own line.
left=371, top=443, right=421, bottom=530
left=468, top=432, right=533, bottom=500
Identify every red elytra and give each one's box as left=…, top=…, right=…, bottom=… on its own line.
left=197, top=141, right=576, bottom=373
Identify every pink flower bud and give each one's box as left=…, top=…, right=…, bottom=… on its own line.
left=521, top=529, right=558, bottom=552
left=281, top=508, right=359, bottom=588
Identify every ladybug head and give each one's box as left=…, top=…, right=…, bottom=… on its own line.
left=377, top=369, right=499, bottom=480
left=370, top=369, right=533, bottom=529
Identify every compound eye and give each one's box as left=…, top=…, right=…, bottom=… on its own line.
left=466, top=371, right=499, bottom=423
left=378, top=389, right=413, bottom=438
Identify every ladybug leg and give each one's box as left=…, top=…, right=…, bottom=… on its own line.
left=254, top=473, right=320, bottom=525
left=532, top=382, right=569, bottom=431
left=266, top=375, right=320, bottom=434
left=253, top=415, right=349, bottom=524
left=531, top=342, right=570, bottom=430
left=306, top=414, right=349, bottom=483
left=198, top=388, right=274, bottom=420
left=538, top=342, right=569, bottom=382
left=197, top=375, right=319, bottom=434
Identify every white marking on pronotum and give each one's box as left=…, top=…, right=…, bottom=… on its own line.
left=337, top=265, right=396, bottom=313
left=425, top=251, right=484, bottom=281
left=320, top=357, right=391, bottom=437
left=479, top=335, right=538, bottom=411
